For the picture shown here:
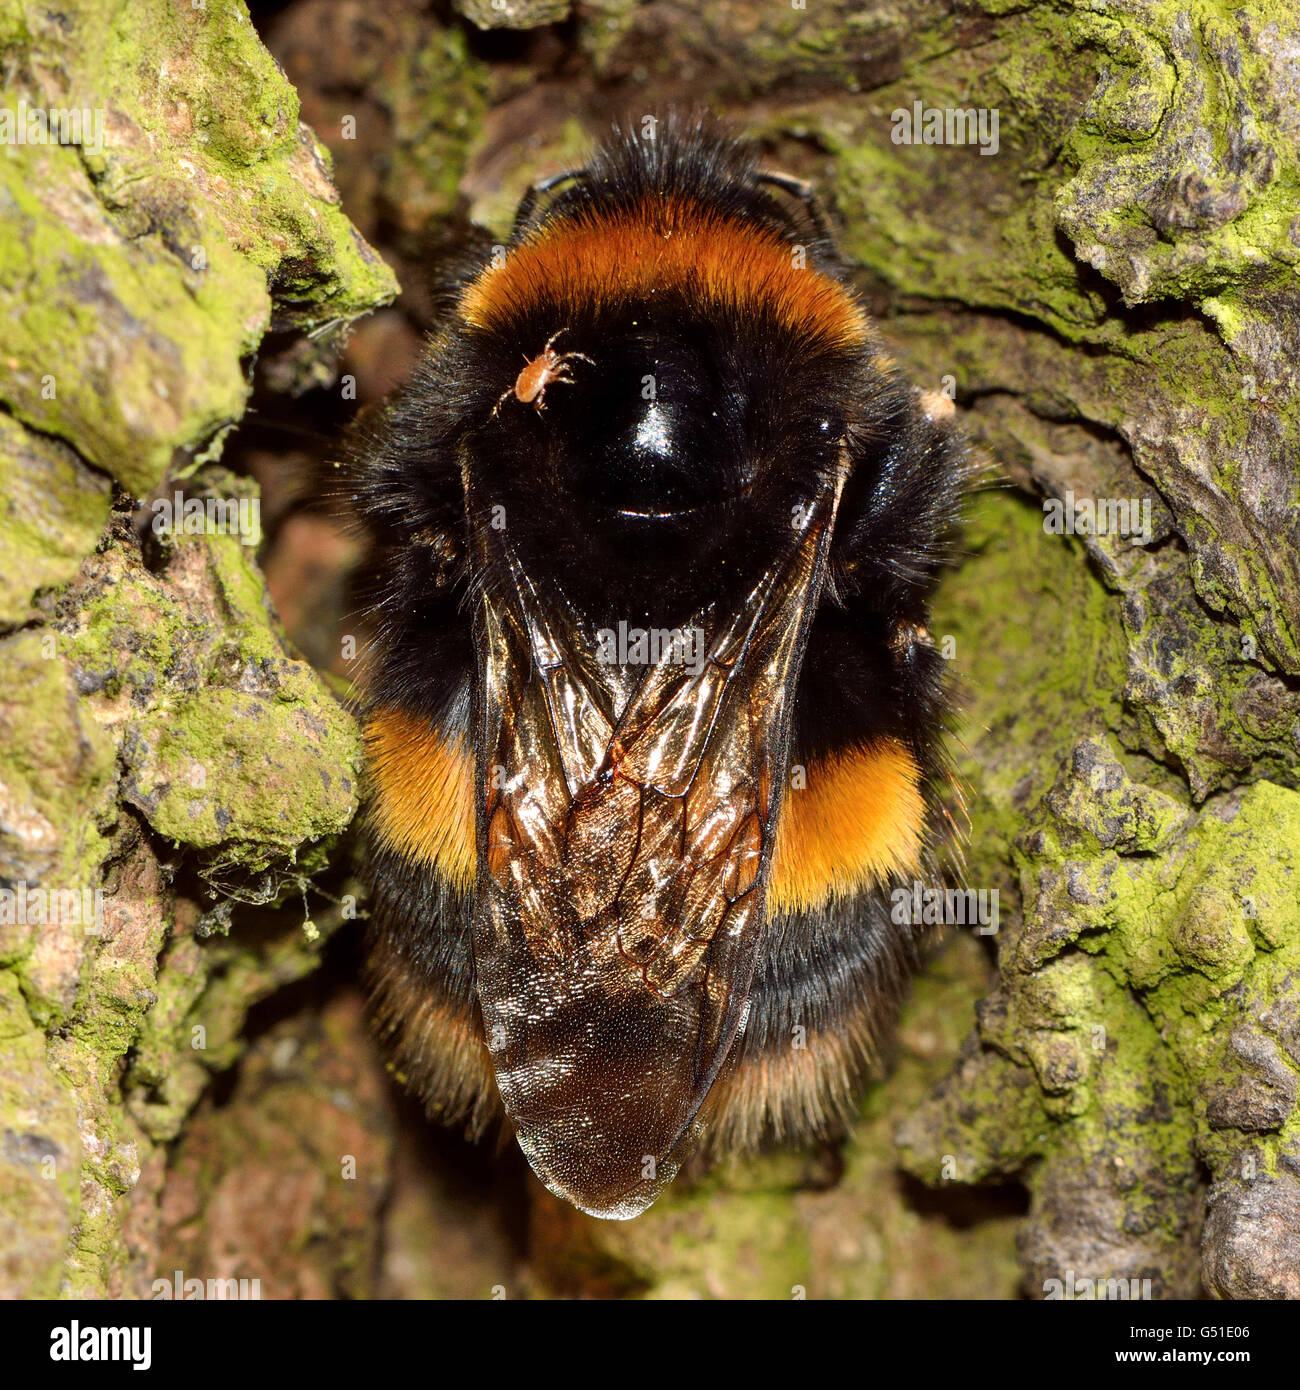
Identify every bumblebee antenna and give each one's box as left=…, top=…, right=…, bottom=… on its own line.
left=756, top=169, right=834, bottom=245
left=510, top=169, right=588, bottom=242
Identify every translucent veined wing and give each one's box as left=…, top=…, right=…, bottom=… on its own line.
left=467, top=463, right=846, bottom=1217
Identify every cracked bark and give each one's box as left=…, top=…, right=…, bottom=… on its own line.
left=1, top=0, right=1297, bottom=1299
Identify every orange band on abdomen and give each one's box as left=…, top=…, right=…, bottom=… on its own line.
left=767, top=740, right=925, bottom=915
left=366, top=708, right=476, bottom=893
left=366, top=710, right=923, bottom=914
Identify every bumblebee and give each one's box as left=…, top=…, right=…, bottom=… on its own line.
left=352, top=115, right=967, bottom=1219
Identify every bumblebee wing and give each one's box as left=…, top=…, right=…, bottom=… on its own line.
left=469, top=470, right=844, bottom=1218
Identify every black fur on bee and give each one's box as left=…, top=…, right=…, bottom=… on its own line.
left=348, top=112, right=971, bottom=1219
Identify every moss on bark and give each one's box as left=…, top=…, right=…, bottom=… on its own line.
left=0, top=0, right=391, bottom=1297
left=1, top=0, right=1297, bottom=1300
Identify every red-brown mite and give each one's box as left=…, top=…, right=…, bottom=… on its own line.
left=493, top=329, right=594, bottom=416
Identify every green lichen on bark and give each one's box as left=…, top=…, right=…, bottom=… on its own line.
left=3, top=0, right=1298, bottom=1301
left=268, top=0, right=488, bottom=250
left=0, top=0, right=389, bottom=1298
left=797, top=0, right=1300, bottom=1298
left=0, top=508, right=366, bottom=1298
left=155, top=991, right=394, bottom=1300
left=54, top=519, right=361, bottom=869
left=0, top=0, right=397, bottom=496
left=0, top=415, right=111, bottom=627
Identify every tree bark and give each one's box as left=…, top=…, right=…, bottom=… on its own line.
left=1, top=0, right=1297, bottom=1299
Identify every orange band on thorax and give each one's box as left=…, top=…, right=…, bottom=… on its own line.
left=460, top=197, right=868, bottom=352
